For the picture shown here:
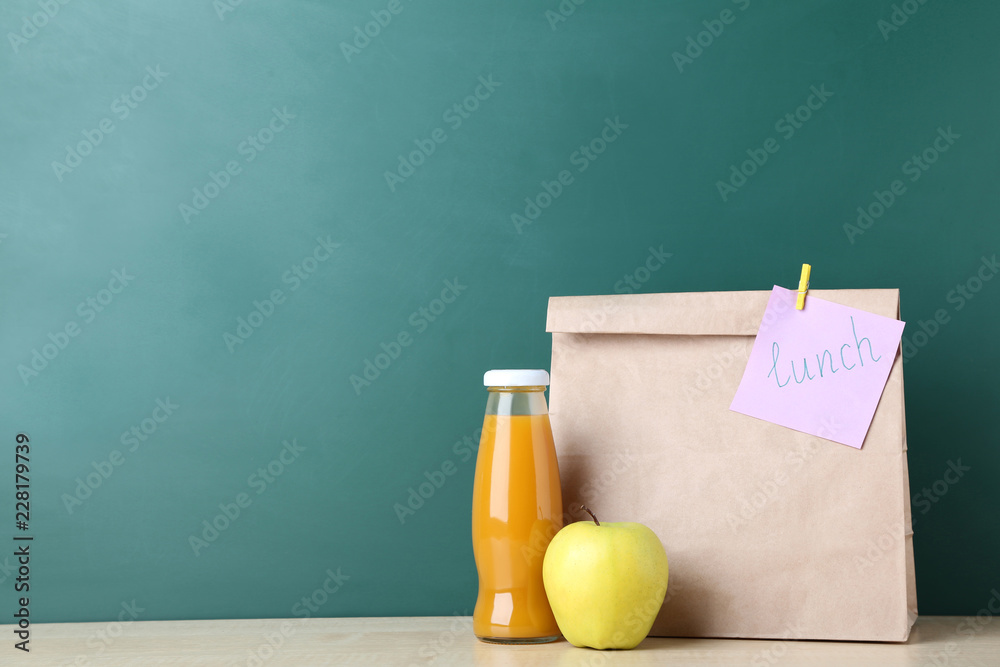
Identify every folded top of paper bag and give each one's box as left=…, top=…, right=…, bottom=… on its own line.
left=546, top=289, right=900, bottom=336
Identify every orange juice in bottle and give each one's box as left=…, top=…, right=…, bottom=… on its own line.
left=472, top=369, right=562, bottom=643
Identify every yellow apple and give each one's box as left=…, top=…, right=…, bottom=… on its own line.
left=542, top=506, right=668, bottom=649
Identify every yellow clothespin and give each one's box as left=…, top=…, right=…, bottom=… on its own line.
left=796, top=264, right=811, bottom=310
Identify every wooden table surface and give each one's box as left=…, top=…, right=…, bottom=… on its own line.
left=3, top=615, right=998, bottom=666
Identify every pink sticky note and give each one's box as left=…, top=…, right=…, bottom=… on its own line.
left=730, top=286, right=905, bottom=449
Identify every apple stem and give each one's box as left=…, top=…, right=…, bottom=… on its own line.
left=580, top=504, right=600, bottom=526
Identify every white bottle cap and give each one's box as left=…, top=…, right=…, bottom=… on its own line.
left=483, top=369, right=550, bottom=387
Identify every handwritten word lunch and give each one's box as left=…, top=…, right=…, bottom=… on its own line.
left=767, top=316, right=881, bottom=388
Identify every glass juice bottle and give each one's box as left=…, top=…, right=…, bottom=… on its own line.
left=472, top=369, right=562, bottom=643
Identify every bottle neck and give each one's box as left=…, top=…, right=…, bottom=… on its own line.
left=485, top=387, right=548, bottom=416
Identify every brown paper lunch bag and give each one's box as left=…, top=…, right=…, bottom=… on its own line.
left=546, top=289, right=917, bottom=642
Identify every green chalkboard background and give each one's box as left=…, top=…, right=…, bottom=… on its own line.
left=1, top=0, right=998, bottom=628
